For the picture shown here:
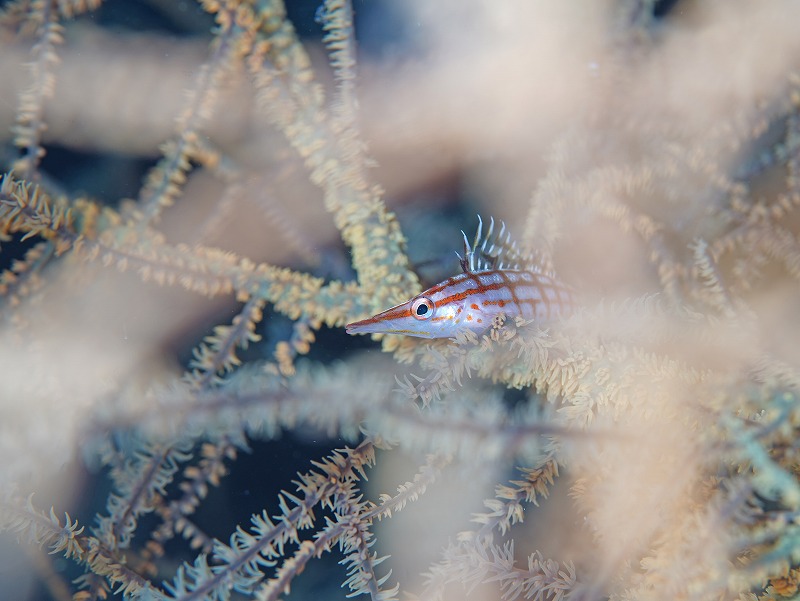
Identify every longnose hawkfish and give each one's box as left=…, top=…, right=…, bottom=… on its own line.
left=345, top=216, right=575, bottom=339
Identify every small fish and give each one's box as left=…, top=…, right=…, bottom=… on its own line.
left=346, top=216, right=575, bottom=339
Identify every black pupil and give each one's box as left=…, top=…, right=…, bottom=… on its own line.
left=416, top=303, right=429, bottom=316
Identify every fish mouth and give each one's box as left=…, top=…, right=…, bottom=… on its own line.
left=345, top=320, right=381, bottom=335
left=344, top=322, right=366, bottom=335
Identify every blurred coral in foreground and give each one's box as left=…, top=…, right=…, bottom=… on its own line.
left=0, top=1, right=799, bottom=601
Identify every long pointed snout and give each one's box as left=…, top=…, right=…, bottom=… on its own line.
left=345, top=318, right=387, bottom=335
left=345, top=317, right=431, bottom=337
left=345, top=301, right=437, bottom=338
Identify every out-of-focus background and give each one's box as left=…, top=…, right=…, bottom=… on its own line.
left=2, top=1, right=800, bottom=600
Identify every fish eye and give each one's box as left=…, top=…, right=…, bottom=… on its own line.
left=411, top=296, right=434, bottom=320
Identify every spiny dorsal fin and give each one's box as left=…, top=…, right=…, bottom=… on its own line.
left=456, top=215, right=550, bottom=274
